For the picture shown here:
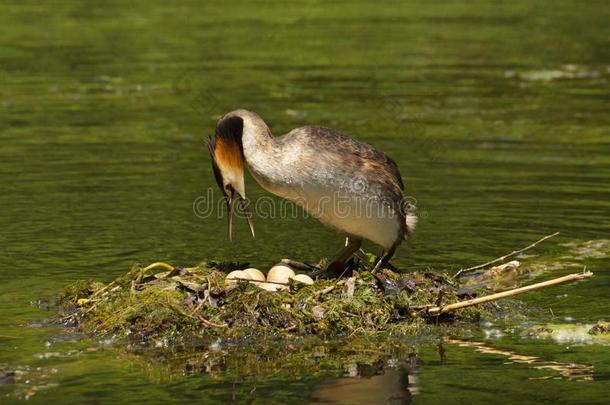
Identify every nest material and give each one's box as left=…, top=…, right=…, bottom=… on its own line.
left=56, top=260, right=485, bottom=344
left=55, top=233, right=595, bottom=346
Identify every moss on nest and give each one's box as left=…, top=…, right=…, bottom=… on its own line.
left=55, top=258, right=491, bottom=345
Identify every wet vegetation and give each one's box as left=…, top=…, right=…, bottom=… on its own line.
left=55, top=234, right=603, bottom=350
left=56, top=256, right=489, bottom=346
left=0, top=0, right=608, bottom=401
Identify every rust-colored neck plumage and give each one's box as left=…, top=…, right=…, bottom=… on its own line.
left=207, top=115, right=246, bottom=196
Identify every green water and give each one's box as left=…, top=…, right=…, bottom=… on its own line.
left=1, top=0, right=609, bottom=402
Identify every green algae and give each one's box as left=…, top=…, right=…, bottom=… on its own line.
left=523, top=322, right=610, bottom=345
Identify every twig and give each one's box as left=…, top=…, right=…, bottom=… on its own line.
left=84, top=285, right=123, bottom=313
left=88, top=262, right=175, bottom=301
left=454, top=232, right=559, bottom=279
left=190, top=298, right=206, bottom=316
left=197, top=316, right=228, bottom=329
left=314, top=285, right=336, bottom=297
left=428, top=271, right=593, bottom=315
left=89, top=281, right=117, bottom=299
left=227, top=276, right=288, bottom=286
left=166, top=302, right=228, bottom=328
left=307, top=281, right=343, bottom=302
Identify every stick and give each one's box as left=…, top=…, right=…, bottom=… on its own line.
left=89, top=262, right=176, bottom=300
left=227, top=277, right=289, bottom=286
left=166, top=302, right=228, bottom=328
left=314, top=285, right=336, bottom=297
left=305, top=281, right=345, bottom=302
left=428, top=271, right=592, bottom=315
left=89, top=281, right=117, bottom=299
left=454, top=232, right=560, bottom=279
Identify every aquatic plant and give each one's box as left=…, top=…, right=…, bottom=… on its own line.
left=55, top=234, right=593, bottom=346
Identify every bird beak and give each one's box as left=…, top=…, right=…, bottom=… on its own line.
left=226, top=188, right=235, bottom=241
left=225, top=187, right=255, bottom=241
left=240, top=197, right=256, bottom=238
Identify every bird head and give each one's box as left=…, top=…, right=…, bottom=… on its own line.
left=207, top=115, right=255, bottom=240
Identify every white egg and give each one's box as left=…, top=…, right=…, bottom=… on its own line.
left=225, top=270, right=247, bottom=286
left=243, top=268, right=265, bottom=282
left=291, top=274, right=314, bottom=285
left=266, top=264, right=295, bottom=285
left=258, top=282, right=282, bottom=292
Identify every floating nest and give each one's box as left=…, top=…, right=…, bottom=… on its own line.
left=54, top=234, right=594, bottom=347
left=56, top=259, right=488, bottom=345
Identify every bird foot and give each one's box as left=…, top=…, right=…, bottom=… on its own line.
left=280, top=258, right=356, bottom=279
left=280, top=258, right=321, bottom=272
left=324, top=261, right=354, bottom=278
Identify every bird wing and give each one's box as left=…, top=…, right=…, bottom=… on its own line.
left=279, top=125, right=405, bottom=199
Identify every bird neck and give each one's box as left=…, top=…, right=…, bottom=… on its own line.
left=238, top=111, right=276, bottom=162
left=234, top=110, right=286, bottom=191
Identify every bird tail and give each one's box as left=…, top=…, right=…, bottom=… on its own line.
left=404, top=213, right=418, bottom=239
left=401, top=199, right=417, bottom=239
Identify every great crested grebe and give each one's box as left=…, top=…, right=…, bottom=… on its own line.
left=207, top=109, right=416, bottom=273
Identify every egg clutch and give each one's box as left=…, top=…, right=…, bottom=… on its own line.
left=225, top=264, right=315, bottom=291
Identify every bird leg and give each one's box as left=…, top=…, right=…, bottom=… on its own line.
left=326, top=236, right=363, bottom=271
left=280, top=258, right=320, bottom=272
left=371, top=241, right=399, bottom=274
left=281, top=237, right=364, bottom=277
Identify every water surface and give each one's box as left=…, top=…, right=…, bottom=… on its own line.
left=1, top=0, right=609, bottom=403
